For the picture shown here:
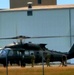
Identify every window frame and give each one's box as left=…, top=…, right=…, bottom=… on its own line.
left=38, top=0, right=42, bottom=4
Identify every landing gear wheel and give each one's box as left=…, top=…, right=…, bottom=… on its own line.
left=21, top=62, right=26, bottom=67
left=3, top=63, right=7, bottom=67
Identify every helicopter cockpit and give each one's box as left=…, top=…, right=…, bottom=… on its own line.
left=0, top=48, right=13, bottom=58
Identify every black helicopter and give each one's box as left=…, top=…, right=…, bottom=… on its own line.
left=0, top=35, right=74, bottom=67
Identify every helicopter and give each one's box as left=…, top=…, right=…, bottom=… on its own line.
left=0, top=35, right=74, bottom=67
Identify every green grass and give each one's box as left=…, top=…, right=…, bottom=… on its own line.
left=0, top=66, right=74, bottom=75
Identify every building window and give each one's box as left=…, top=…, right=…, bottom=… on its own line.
left=27, top=10, right=33, bottom=16
left=38, top=0, right=42, bottom=4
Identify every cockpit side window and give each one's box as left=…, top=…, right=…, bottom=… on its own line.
left=8, top=50, right=13, bottom=56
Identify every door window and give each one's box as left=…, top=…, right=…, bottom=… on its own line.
left=25, top=51, right=29, bottom=55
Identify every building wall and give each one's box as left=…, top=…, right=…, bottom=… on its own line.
left=10, top=0, right=56, bottom=8
left=0, top=8, right=72, bottom=53
left=70, top=9, right=74, bottom=45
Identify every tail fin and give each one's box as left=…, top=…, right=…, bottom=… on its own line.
left=68, top=44, right=74, bottom=59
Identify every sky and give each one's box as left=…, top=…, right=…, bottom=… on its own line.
left=0, top=0, right=74, bottom=9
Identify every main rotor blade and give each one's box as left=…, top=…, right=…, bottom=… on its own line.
left=10, top=35, right=31, bottom=39
left=0, top=35, right=74, bottom=40
left=0, top=35, right=30, bottom=40
left=30, top=35, right=74, bottom=39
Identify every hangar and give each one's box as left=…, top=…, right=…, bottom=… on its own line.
left=0, top=0, right=74, bottom=55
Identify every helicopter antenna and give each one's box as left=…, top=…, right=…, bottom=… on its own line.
left=16, top=24, right=18, bottom=37
left=15, top=24, right=23, bottom=44
left=16, top=24, right=18, bottom=43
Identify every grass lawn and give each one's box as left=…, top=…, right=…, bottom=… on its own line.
left=0, top=66, right=74, bottom=75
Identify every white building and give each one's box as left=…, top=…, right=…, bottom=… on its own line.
left=0, top=5, right=74, bottom=53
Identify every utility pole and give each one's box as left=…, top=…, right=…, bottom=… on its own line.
left=42, top=50, right=44, bottom=75
left=6, top=50, right=9, bottom=75
left=40, top=48, right=44, bottom=75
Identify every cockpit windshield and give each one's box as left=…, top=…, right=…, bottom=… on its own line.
left=0, top=50, right=3, bottom=54
left=0, top=48, right=12, bottom=56
left=0, top=49, right=7, bottom=55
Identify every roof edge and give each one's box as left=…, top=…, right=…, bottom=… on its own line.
left=1, top=4, right=74, bottom=12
